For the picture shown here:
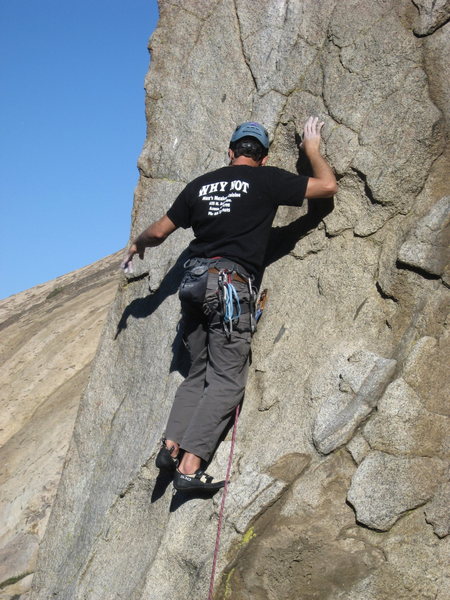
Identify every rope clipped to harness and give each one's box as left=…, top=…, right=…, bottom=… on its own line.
left=218, top=270, right=241, bottom=338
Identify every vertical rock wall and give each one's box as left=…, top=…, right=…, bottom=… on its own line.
left=31, top=1, right=449, bottom=599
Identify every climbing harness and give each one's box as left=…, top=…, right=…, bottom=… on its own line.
left=213, top=267, right=259, bottom=338
left=207, top=403, right=240, bottom=600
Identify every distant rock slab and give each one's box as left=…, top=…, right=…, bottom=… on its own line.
left=347, top=451, right=446, bottom=531
left=0, top=532, right=38, bottom=589
left=313, top=352, right=397, bottom=455
left=0, top=252, right=120, bottom=599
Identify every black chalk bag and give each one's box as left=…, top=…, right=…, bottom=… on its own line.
left=178, top=258, right=211, bottom=304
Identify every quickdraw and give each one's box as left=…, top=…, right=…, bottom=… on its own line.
left=217, top=270, right=242, bottom=338
left=216, top=267, right=260, bottom=337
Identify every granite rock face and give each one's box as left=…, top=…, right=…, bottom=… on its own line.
left=30, top=1, right=449, bottom=599
left=413, top=0, right=450, bottom=35
left=312, top=351, right=397, bottom=454
left=347, top=451, right=446, bottom=530
left=397, top=195, right=450, bottom=278
left=425, top=481, right=450, bottom=538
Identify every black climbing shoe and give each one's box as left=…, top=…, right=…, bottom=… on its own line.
left=155, top=442, right=179, bottom=471
left=173, top=468, right=226, bottom=492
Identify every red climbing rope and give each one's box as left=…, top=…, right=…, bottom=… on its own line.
left=207, top=403, right=240, bottom=600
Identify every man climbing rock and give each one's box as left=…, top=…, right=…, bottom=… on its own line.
left=122, top=116, right=337, bottom=492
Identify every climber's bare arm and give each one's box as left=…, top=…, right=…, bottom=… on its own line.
left=121, top=215, right=177, bottom=273
left=301, top=116, right=338, bottom=199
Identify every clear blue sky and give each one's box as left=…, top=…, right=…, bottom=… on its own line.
left=0, top=0, right=159, bottom=299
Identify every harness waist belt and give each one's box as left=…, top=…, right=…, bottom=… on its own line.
left=208, top=267, right=248, bottom=284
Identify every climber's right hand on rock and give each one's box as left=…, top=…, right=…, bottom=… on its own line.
left=300, top=116, right=324, bottom=156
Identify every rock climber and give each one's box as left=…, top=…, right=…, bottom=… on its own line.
left=122, top=116, right=337, bottom=492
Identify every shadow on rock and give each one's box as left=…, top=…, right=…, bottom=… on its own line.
left=263, top=197, right=334, bottom=273
left=169, top=322, right=190, bottom=377
left=151, top=470, right=175, bottom=503
left=114, top=249, right=190, bottom=340
left=261, top=142, right=335, bottom=282
left=169, top=488, right=221, bottom=511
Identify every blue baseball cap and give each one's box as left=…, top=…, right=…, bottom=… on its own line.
left=230, top=122, right=269, bottom=149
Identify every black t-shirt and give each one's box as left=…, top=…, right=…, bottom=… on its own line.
left=167, top=165, right=308, bottom=276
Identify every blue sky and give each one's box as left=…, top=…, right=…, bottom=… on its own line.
left=0, top=0, right=159, bottom=299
